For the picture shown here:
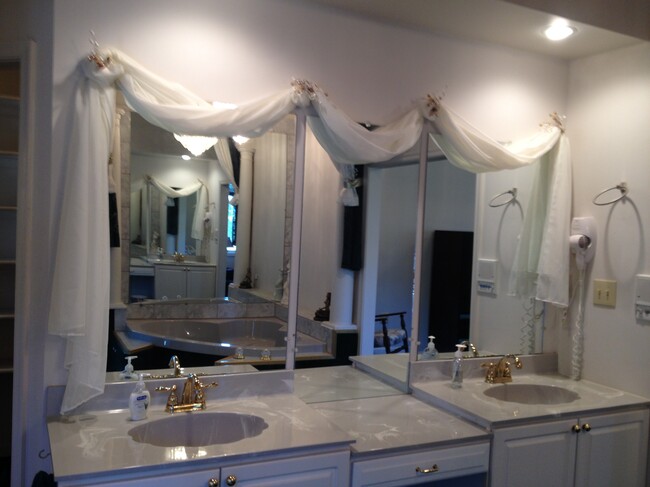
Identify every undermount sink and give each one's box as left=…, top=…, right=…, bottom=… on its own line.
left=483, top=383, right=580, bottom=405
left=128, top=412, right=268, bottom=447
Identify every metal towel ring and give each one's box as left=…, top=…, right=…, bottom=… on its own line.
left=593, top=182, right=628, bottom=206
left=489, top=188, right=517, bottom=208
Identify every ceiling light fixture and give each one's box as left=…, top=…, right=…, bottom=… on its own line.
left=544, top=20, right=576, bottom=41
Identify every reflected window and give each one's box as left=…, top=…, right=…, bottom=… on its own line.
left=227, top=184, right=237, bottom=251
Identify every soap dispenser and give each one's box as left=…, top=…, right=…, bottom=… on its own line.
left=451, top=344, right=467, bottom=389
left=422, top=335, right=438, bottom=359
left=120, top=355, right=138, bottom=380
left=129, top=374, right=150, bottom=421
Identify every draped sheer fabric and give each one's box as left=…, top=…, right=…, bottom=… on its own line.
left=50, top=48, right=571, bottom=413
left=145, top=176, right=208, bottom=241
left=425, top=104, right=570, bottom=305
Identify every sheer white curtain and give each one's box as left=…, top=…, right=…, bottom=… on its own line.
left=50, top=48, right=571, bottom=412
left=425, top=101, right=571, bottom=306
left=145, top=175, right=208, bottom=241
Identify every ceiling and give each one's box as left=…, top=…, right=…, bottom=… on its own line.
left=301, top=0, right=642, bottom=60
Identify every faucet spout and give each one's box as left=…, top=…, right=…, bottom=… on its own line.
left=168, top=355, right=182, bottom=377
left=460, top=340, right=478, bottom=357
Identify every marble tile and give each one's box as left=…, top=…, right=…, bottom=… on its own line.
left=217, top=303, right=246, bottom=318
left=186, top=303, right=219, bottom=319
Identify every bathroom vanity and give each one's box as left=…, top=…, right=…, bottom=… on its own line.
left=47, top=392, right=353, bottom=487
left=412, top=372, right=650, bottom=487
left=47, top=361, right=649, bottom=487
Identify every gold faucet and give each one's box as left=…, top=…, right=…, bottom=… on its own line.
left=460, top=340, right=479, bottom=357
left=481, top=354, right=522, bottom=383
left=155, top=374, right=218, bottom=413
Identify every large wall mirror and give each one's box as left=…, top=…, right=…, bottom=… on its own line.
left=107, top=108, right=301, bottom=379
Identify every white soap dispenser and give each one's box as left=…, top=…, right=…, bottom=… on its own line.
left=129, top=374, right=150, bottom=421
left=423, top=335, right=438, bottom=359
left=120, top=355, right=138, bottom=380
left=451, top=344, right=467, bottom=389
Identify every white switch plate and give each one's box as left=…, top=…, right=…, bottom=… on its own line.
left=593, top=279, right=616, bottom=307
left=477, top=259, right=498, bottom=295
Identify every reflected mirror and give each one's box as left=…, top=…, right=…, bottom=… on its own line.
left=107, top=111, right=302, bottom=380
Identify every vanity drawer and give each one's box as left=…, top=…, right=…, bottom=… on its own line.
left=351, top=441, right=489, bottom=486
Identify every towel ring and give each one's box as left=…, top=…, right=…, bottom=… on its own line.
left=489, top=188, right=517, bottom=208
left=593, top=182, right=628, bottom=206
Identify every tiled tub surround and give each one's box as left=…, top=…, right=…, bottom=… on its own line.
left=122, top=297, right=338, bottom=356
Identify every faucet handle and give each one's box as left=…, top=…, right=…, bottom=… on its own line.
left=481, top=362, right=496, bottom=383
left=155, top=384, right=178, bottom=411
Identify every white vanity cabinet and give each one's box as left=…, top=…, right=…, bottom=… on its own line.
left=351, top=442, right=489, bottom=487
left=218, top=450, right=350, bottom=486
left=155, top=263, right=216, bottom=299
left=491, top=408, right=649, bottom=487
left=57, top=450, right=350, bottom=487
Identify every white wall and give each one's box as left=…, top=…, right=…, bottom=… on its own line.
left=564, top=42, right=650, bottom=396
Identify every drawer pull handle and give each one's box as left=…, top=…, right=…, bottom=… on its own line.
left=582, top=423, right=592, bottom=432
left=226, top=475, right=237, bottom=486
left=416, top=464, right=439, bottom=474
left=572, top=424, right=581, bottom=433
left=208, top=479, right=219, bottom=487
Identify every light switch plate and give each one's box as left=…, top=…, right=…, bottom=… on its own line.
left=593, top=279, right=617, bottom=307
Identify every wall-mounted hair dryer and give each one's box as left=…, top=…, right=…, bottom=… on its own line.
left=570, top=217, right=596, bottom=271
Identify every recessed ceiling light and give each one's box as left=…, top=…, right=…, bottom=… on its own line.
left=181, top=154, right=191, bottom=161
left=544, top=20, right=576, bottom=41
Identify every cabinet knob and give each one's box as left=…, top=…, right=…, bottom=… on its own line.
left=572, top=424, right=581, bottom=433
left=415, top=464, right=439, bottom=474
left=208, top=479, right=219, bottom=487
left=582, top=423, right=591, bottom=432
left=226, top=475, right=237, bottom=486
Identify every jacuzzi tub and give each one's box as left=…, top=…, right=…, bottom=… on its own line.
left=126, top=317, right=326, bottom=358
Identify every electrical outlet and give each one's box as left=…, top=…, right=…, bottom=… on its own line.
left=593, top=279, right=617, bottom=307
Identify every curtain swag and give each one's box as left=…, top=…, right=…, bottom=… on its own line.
left=49, top=47, right=571, bottom=413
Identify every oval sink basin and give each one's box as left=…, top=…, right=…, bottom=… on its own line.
left=128, top=412, right=268, bottom=447
left=484, top=384, right=580, bottom=405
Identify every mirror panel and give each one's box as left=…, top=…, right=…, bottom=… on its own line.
left=416, top=154, right=477, bottom=360
left=108, top=111, right=300, bottom=381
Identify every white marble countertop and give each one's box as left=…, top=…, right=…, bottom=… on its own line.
left=310, top=394, right=489, bottom=458
left=412, top=374, right=650, bottom=428
left=294, top=365, right=403, bottom=403
left=47, top=393, right=353, bottom=482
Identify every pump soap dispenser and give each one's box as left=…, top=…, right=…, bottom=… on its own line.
left=422, top=336, right=438, bottom=359
left=451, top=344, right=467, bottom=389
left=129, top=374, right=150, bottom=421
left=120, top=355, right=138, bottom=380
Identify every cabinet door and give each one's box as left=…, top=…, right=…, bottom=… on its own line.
left=491, top=418, right=578, bottom=487
left=60, top=467, right=221, bottom=487
left=220, top=450, right=350, bottom=487
left=575, top=409, right=649, bottom=487
left=155, top=264, right=187, bottom=299
left=187, top=265, right=216, bottom=298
